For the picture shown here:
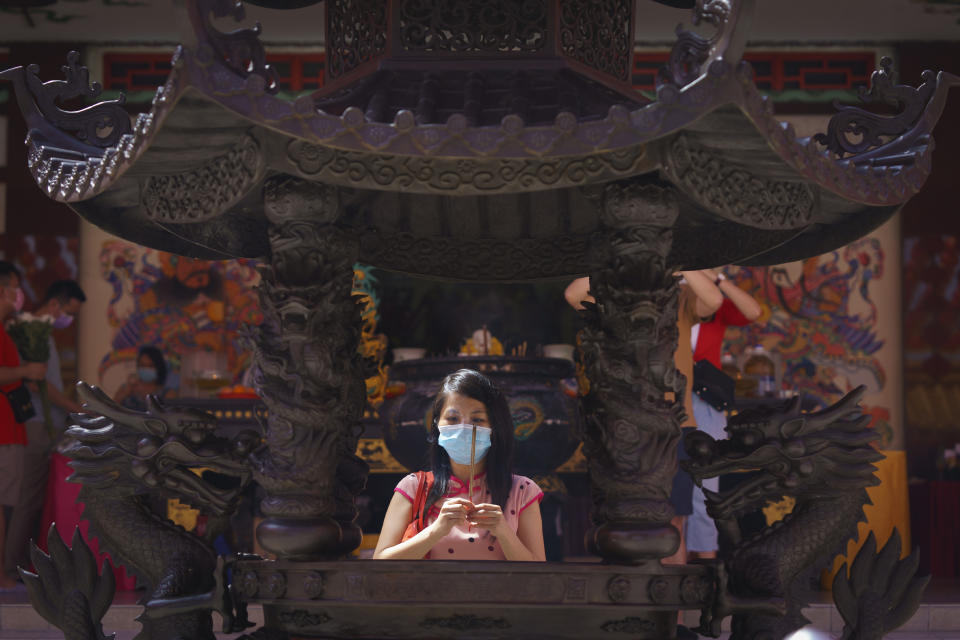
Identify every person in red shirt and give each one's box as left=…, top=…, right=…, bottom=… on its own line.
left=0, top=262, right=47, bottom=589
left=687, top=268, right=761, bottom=560
left=3, top=280, right=85, bottom=583
left=691, top=269, right=762, bottom=369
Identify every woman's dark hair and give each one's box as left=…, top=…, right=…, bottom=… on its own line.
left=0, top=261, right=21, bottom=287
left=42, top=280, right=86, bottom=305
left=137, top=345, right=168, bottom=386
left=426, top=369, right=514, bottom=510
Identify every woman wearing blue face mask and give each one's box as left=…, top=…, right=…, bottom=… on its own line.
left=374, top=369, right=545, bottom=561
left=115, top=346, right=174, bottom=411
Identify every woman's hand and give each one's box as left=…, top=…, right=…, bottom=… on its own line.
left=468, top=503, right=508, bottom=537
left=428, top=498, right=473, bottom=538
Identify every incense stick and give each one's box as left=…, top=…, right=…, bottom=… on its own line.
left=468, top=425, right=477, bottom=503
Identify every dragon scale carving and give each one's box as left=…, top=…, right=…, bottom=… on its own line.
left=684, top=387, right=926, bottom=639
left=143, top=133, right=265, bottom=223
left=578, top=179, right=685, bottom=562
left=250, top=176, right=369, bottom=557
left=665, top=134, right=817, bottom=229
left=20, top=383, right=258, bottom=640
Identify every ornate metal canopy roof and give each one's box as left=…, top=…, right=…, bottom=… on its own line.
left=1, top=0, right=957, bottom=279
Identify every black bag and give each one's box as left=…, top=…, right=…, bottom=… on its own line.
left=692, top=359, right=735, bottom=412
left=4, top=383, right=36, bottom=423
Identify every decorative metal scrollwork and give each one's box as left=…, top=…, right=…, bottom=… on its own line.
left=814, top=56, right=937, bottom=158
left=399, top=0, right=547, bottom=53
left=660, top=0, right=732, bottom=88
left=647, top=577, right=670, bottom=604
left=277, top=609, right=331, bottom=627
left=286, top=139, right=649, bottom=194
left=264, top=572, right=288, bottom=599
left=600, top=617, right=656, bottom=633
left=420, top=615, right=511, bottom=630
left=607, top=576, right=632, bottom=603
left=194, top=0, right=278, bottom=93
left=679, top=575, right=712, bottom=604
left=2, top=50, right=132, bottom=149
left=142, top=133, right=265, bottom=223
left=327, top=0, right=389, bottom=79
left=358, top=230, right=594, bottom=281
left=302, top=572, right=325, bottom=599
left=558, top=0, right=633, bottom=81
left=665, top=134, right=816, bottom=230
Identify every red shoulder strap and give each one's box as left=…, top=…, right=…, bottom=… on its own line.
left=412, top=471, right=435, bottom=530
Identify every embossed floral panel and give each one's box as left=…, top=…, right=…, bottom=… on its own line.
left=559, top=0, right=633, bottom=82
left=326, top=0, right=388, bottom=79
left=398, top=0, right=548, bottom=53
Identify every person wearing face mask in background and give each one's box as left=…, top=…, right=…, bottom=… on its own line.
left=374, top=369, right=545, bottom=561
left=4, top=280, right=86, bottom=582
left=114, top=345, right=176, bottom=412
left=0, top=262, right=46, bottom=589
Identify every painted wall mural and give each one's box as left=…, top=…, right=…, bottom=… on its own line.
left=903, top=234, right=960, bottom=445
left=93, top=231, right=898, bottom=448
left=98, top=241, right=262, bottom=393
left=725, top=236, right=894, bottom=447
left=97, top=240, right=388, bottom=409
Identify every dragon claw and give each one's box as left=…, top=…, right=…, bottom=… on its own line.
left=19, top=525, right=115, bottom=640
left=833, top=530, right=929, bottom=639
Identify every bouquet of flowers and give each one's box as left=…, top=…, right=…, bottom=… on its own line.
left=7, top=313, right=54, bottom=437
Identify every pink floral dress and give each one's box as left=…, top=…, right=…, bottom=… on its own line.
left=394, top=472, right=543, bottom=559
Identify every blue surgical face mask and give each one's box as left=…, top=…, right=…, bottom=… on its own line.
left=438, top=424, right=492, bottom=465
left=137, top=367, right=158, bottom=383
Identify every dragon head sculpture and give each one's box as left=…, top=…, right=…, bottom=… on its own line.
left=65, top=382, right=257, bottom=516
left=682, top=386, right=897, bottom=639
left=683, top=386, right=884, bottom=522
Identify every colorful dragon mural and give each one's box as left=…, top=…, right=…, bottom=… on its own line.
left=98, top=241, right=387, bottom=409
left=98, top=242, right=262, bottom=390
left=726, top=237, right=893, bottom=446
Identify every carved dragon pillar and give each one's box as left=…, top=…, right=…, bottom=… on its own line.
left=251, top=176, right=369, bottom=559
left=579, top=179, right=684, bottom=564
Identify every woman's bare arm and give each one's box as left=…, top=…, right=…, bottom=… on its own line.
left=681, top=270, right=723, bottom=318
left=471, top=501, right=545, bottom=562
left=699, top=267, right=762, bottom=321
left=718, top=279, right=762, bottom=321
left=564, top=277, right=593, bottom=311
left=373, top=493, right=434, bottom=559
left=498, top=502, right=546, bottom=561
left=373, top=494, right=472, bottom=560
